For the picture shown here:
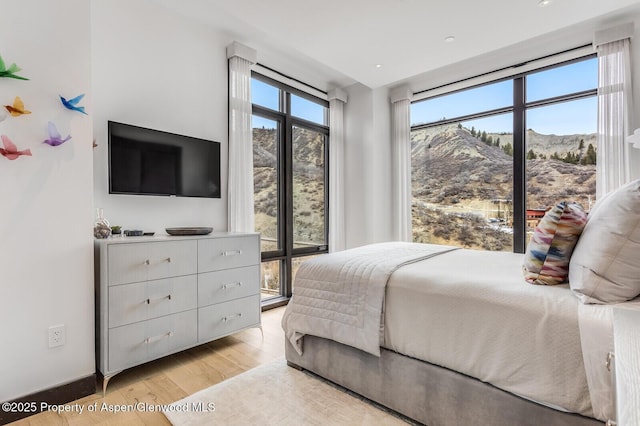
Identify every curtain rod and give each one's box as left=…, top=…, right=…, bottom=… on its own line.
left=256, top=62, right=328, bottom=95
left=413, top=43, right=593, bottom=97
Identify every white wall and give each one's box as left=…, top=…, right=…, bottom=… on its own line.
left=0, top=0, right=94, bottom=402
left=343, top=84, right=393, bottom=248
left=92, top=0, right=232, bottom=234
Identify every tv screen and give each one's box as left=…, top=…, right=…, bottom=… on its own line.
left=108, top=121, right=221, bottom=198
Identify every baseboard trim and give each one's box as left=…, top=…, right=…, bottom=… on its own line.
left=0, top=374, right=96, bottom=425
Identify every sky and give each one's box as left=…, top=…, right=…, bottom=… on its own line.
left=251, top=57, right=598, bottom=135
left=411, top=57, right=598, bottom=135
left=252, top=78, right=326, bottom=128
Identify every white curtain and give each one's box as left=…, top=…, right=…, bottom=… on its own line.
left=328, top=88, right=347, bottom=252
left=595, top=28, right=634, bottom=198
left=390, top=85, right=413, bottom=242
left=227, top=42, right=257, bottom=232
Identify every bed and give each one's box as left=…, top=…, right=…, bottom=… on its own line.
left=282, top=179, right=640, bottom=426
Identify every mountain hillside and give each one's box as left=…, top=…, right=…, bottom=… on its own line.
left=253, top=127, right=326, bottom=249
left=488, top=130, right=596, bottom=159
left=411, top=124, right=596, bottom=250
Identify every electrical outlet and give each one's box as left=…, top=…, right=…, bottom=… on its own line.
left=48, top=325, right=65, bottom=348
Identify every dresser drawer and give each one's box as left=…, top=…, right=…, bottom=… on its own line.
left=198, top=295, right=260, bottom=342
left=198, top=265, right=259, bottom=307
left=198, top=235, right=259, bottom=273
left=108, top=240, right=197, bottom=285
left=108, top=310, right=197, bottom=373
left=109, top=275, right=197, bottom=328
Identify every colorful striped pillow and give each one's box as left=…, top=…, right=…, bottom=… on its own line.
left=522, top=202, right=587, bottom=285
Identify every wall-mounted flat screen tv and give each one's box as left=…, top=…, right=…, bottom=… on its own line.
left=108, top=121, right=221, bottom=198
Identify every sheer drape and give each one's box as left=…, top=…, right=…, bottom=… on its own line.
left=596, top=35, right=634, bottom=198
left=390, top=86, right=412, bottom=242
left=227, top=43, right=257, bottom=232
left=328, top=88, right=347, bottom=252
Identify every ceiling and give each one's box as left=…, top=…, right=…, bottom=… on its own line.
left=156, top=0, right=640, bottom=90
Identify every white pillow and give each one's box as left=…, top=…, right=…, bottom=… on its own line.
left=569, top=178, right=640, bottom=304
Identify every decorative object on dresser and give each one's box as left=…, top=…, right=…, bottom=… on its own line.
left=93, top=208, right=111, bottom=239
left=165, top=227, right=213, bottom=236
left=94, top=232, right=260, bottom=393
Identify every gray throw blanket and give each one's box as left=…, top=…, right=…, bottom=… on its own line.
left=281, top=242, right=458, bottom=356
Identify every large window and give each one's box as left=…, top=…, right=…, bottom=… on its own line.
left=410, top=56, right=597, bottom=253
left=252, top=74, right=329, bottom=306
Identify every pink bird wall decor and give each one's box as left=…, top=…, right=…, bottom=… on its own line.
left=0, top=135, right=32, bottom=160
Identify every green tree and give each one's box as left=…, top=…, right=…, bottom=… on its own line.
left=563, top=152, right=579, bottom=164
left=526, top=149, right=537, bottom=160
left=481, top=131, right=487, bottom=143
left=502, top=143, right=513, bottom=156
left=470, top=126, right=476, bottom=137
left=581, top=143, right=597, bottom=165
left=578, top=139, right=585, bottom=151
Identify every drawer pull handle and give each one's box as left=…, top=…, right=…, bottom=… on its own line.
left=606, top=352, right=614, bottom=372
left=222, top=313, right=243, bottom=322
left=143, top=259, right=150, bottom=265
left=144, top=331, right=173, bottom=344
left=222, top=250, right=242, bottom=257
left=223, top=282, right=242, bottom=290
left=164, top=257, right=172, bottom=263
left=144, top=294, right=172, bottom=304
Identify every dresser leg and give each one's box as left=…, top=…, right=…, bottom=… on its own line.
left=102, top=373, right=118, bottom=396
left=259, top=325, right=264, bottom=343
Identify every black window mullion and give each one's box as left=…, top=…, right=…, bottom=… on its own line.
left=512, top=77, right=526, bottom=254
left=252, top=107, right=286, bottom=260
left=283, top=92, right=294, bottom=298
left=324, top=131, right=330, bottom=252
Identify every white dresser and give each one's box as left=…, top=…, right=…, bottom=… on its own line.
left=94, top=232, right=260, bottom=392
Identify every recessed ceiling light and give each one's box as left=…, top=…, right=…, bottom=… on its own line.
left=375, top=64, right=382, bottom=69
left=444, top=36, right=455, bottom=43
left=538, top=0, right=552, bottom=6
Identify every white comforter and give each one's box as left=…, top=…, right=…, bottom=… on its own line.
left=384, top=248, right=596, bottom=418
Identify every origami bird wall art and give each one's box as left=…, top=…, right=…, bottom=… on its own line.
left=0, top=54, right=29, bottom=80
left=59, top=94, right=87, bottom=115
left=0, top=135, right=32, bottom=160
left=4, top=96, right=31, bottom=117
left=43, top=122, right=71, bottom=147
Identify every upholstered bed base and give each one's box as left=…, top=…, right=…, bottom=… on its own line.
left=285, top=336, right=602, bottom=426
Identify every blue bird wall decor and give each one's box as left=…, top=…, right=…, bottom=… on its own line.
left=59, top=94, right=87, bottom=115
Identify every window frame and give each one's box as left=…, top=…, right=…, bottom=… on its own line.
left=410, top=55, right=598, bottom=253
left=252, top=72, right=330, bottom=308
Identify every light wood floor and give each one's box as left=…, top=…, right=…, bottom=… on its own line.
left=11, top=307, right=286, bottom=426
